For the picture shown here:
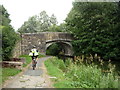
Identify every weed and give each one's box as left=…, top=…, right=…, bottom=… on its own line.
left=45, top=57, right=118, bottom=88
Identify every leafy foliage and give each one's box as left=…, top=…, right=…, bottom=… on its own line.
left=45, top=57, right=118, bottom=88
left=0, top=5, right=19, bottom=61
left=65, top=2, right=120, bottom=60
left=49, top=23, right=68, bottom=32
left=46, top=43, right=63, bottom=56
left=18, top=10, right=68, bottom=33
left=2, top=26, right=19, bottom=60
left=17, top=16, right=38, bottom=33
left=18, top=11, right=58, bottom=33
left=0, top=5, right=11, bottom=26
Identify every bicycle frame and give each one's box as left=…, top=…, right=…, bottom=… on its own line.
left=32, top=57, right=37, bottom=70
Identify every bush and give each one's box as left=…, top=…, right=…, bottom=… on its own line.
left=45, top=57, right=118, bottom=88
left=66, top=2, right=120, bottom=61
left=47, top=57, right=66, bottom=72
left=2, top=26, right=19, bottom=61
left=66, top=64, right=118, bottom=88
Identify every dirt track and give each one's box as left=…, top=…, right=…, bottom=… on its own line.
left=3, top=56, right=53, bottom=88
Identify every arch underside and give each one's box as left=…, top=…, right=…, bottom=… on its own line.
left=46, top=40, right=73, bottom=56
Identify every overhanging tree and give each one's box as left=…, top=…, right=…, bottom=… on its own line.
left=65, top=2, right=120, bottom=60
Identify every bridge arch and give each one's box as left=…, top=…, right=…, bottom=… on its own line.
left=20, top=32, right=74, bottom=56
left=45, top=40, right=73, bottom=56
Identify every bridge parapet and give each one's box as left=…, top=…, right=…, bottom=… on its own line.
left=44, top=32, right=74, bottom=41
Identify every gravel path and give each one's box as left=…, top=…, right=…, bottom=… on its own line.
left=3, top=56, right=53, bottom=88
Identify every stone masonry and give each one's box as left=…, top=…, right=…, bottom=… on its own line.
left=13, top=32, right=74, bottom=57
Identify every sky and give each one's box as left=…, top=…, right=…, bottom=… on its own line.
left=0, top=0, right=74, bottom=30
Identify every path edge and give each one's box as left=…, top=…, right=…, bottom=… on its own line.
left=2, top=59, right=32, bottom=88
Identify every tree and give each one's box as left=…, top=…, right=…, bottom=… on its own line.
left=46, top=43, right=63, bottom=56
left=49, top=25, right=60, bottom=32
left=18, top=15, right=38, bottom=33
left=50, top=14, right=58, bottom=25
left=18, top=11, right=58, bottom=33
left=65, top=2, right=120, bottom=60
left=49, top=23, right=68, bottom=32
left=38, top=11, right=51, bottom=32
left=0, top=5, right=19, bottom=60
left=2, top=26, right=19, bottom=60
left=0, top=5, right=11, bottom=26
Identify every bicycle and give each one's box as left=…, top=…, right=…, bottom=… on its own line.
left=32, top=57, right=37, bottom=70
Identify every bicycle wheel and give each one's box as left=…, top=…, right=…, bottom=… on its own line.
left=33, top=66, right=35, bottom=70
left=32, top=59, right=36, bottom=70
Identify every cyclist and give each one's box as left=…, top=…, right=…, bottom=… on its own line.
left=29, top=46, right=39, bottom=69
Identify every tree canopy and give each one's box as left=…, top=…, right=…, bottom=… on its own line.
left=65, top=2, right=120, bottom=61
left=18, top=11, right=58, bottom=33
left=0, top=5, right=19, bottom=60
left=0, top=5, right=11, bottom=26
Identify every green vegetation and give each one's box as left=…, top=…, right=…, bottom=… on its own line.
left=65, top=2, right=120, bottom=61
left=18, top=11, right=58, bottom=33
left=2, top=68, right=21, bottom=83
left=19, top=55, right=32, bottom=67
left=38, top=54, right=45, bottom=58
left=0, top=68, right=2, bottom=85
left=17, top=10, right=67, bottom=33
left=1, top=55, right=31, bottom=84
left=20, top=54, right=45, bottom=67
left=0, top=5, right=20, bottom=61
left=46, top=43, right=63, bottom=56
left=1, top=54, right=45, bottom=85
left=45, top=57, right=118, bottom=88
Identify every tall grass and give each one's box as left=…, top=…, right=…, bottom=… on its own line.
left=45, top=57, right=118, bottom=88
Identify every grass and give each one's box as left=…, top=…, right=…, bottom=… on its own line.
left=38, top=54, right=45, bottom=58
left=0, top=68, right=2, bottom=85
left=1, top=54, right=45, bottom=84
left=20, top=54, right=45, bottom=67
left=19, top=55, right=32, bottom=67
left=2, top=68, right=21, bottom=83
left=1, top=54, right=31, bottom=84
left=44, top=58, right=64, bottom=80
left=44, top=57, right=118, bottom=88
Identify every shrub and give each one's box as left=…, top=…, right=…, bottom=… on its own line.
left=2, top=26, right=19, bottom=61
left=66, top=64, right=118, bottom=88
left=45, top=57, right=118, bottom=88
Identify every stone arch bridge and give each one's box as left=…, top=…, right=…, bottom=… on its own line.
left=20, top=32, right=74, bottom=56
